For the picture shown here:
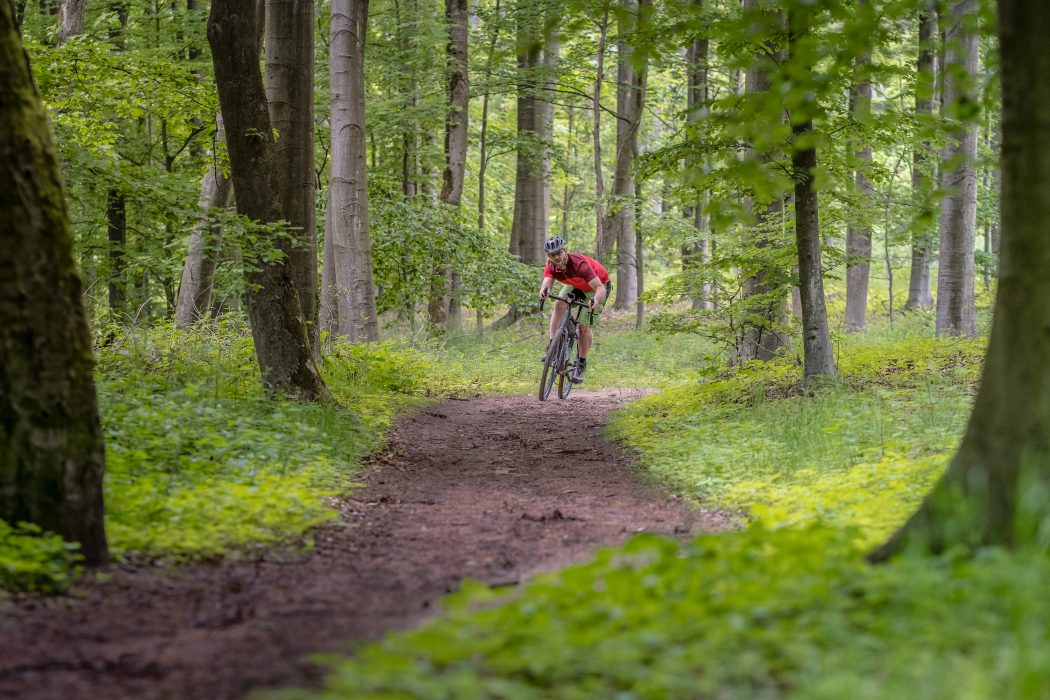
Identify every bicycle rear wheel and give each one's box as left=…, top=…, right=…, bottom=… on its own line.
left=538, top=330, right=565, bottom=401
left=558, top=335, right=579, bottom=399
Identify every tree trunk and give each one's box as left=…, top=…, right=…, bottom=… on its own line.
left=175, top=115, right=233, bottom=327
left=790, top=9, right=836, bottom=385
left=685, top=1, right=711, bottom=311
left=329, top=0, right=379, bottom=342
left=935, top=0, right=979, bottom=337
left=476, top=0, right=501, bottom=232
left=737, top=0, right=789, bottom=363
left=872, top=0, right=1050, bottom=557
left=208, top=0, right=330, bottom=398
left=57, top=0, right=85, bottom=41
left=561, top=104, right=576, bottom=239
left=635, top=181, right=644, bottom=329
left=592, top=9, right=609, bottom=257
left=439, top=0, right=469, bottom=333
left=904, top=6, right=937, bottom=311
left=607, top=0, right=648, bottom=311
left=509, top=6, right=546, bottom=266
left=844, top=26, right=873, bottom=332
left=265, top=0, right=318, bottom=350
left=319, top=203, right=338, bottom=344
left=0, top=0, right=108, bottom=563
left=794, top=121, right=837, bottom=384
left=107, top=188, right=126, bottom=316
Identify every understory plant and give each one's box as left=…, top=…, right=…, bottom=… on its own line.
left=0, top=320, right=474, bottom=592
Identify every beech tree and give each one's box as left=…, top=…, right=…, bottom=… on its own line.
left=509, top=1, right=549, bottom=268
left=174, top=115, right=232, bottom=327
left=57, top=0, right=83, bottom=41
left=208, top=0, right=329, bottom=399
left=1, top=0, right=108, bottom=564
left=903, top=3, right=937, bottom=312
left=684, top=0, right=711, bottom=312
left=439, top=0, right=469, bottom=331
left=605, top=0, right=649, bottom=310
left=935, top=0, right=979, bottom=337
left=322, top=0, right=379, bottom=342
left=591, top=5, right=610, bottom=257
left=843, top=5, right=873, bottom=333
left=737, top=0, right=789, bottom=363
left=789, top=3, right=836, bottom=384
left=874, top=0, right=1050, bottom=557
left=266, top=0, right=319, bottom=348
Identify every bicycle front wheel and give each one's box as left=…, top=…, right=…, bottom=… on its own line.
left=538, top=330, right=565, bottom=401
left=558, top=336, right=578, bottom=399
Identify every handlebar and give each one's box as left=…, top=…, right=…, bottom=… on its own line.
left=540, top=294, right=595, bottom=322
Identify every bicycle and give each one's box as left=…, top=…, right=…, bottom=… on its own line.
left=538, top=294, right=594, bottom=401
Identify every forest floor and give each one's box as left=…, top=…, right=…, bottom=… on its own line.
left=0, top=389, right=736, bottom=700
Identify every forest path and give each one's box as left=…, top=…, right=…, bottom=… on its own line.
left=0, top=388, right=735, bottom=700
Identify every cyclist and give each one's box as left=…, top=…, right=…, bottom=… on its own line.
left=538, top=236, right=611, bottom=383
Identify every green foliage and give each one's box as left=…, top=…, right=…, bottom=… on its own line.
left=370, top=197, right=537, bottom=316
left=20, top=3, right=218, bottom=320
left=93, top=322, right=474, bottom=561
left=611, top=331, right=985, bottom=547
left=93, top=324, right=352, bottom=559
left=0, top=522, right=82, bottom=593
left=0, top=321, right=479, bottom=592
left=274, top=525, right=1050, bottom=700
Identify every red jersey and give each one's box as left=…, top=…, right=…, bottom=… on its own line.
left=543, top=252, right=610, bottom=291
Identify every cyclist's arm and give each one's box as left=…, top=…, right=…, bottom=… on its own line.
left=539, top=276, right=555, bottom=299
left=588, top=276, right=606, bottom=308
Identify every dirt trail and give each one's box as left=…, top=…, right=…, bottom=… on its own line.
left=0, top=389, right=734, bottom=700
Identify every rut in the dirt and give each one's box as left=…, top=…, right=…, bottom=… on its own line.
left=0, top=389, right=735, bottom=700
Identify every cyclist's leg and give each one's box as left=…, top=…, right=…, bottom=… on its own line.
left=578, top=285, right=607, bottom=350
left=579, top=324, right=593, bottom=357
left=574, top=283, right=609, bottom=379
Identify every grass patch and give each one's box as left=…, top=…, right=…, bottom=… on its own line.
left=274, top=526, right=1050, bottom=700
left=1, top=320, right=476, bottom=592
left=610, top=331, right=985, bottom=547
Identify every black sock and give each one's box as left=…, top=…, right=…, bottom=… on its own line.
left=579, top=357, right=587, bottom=366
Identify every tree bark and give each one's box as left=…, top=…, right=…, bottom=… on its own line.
left=685, top=0, right=711, bottom=311
left=437, top=0, right=469, bottom=333
left=935, top=0, right=979, bottom=337
left=872, top=0, right=1050, bottom=557
left=265, top=0, right=318, bottom=349
left=57, top=0, right=85, bottom=41
left=106, top=188, right=126, bottom=316
left=175, top=115, right=233, bottom=327
left=904, top=5, right=937, bottom=311
left=844, top=23, right=873, bottom=332
left=208, top=0, right=330, bottom=398
left=592, top=9, right=609, bottom=257
left=606, top=0, right=648, bottom=311
left=790, top=10, right=836, bottom=384
left=328, top=0, right=378, bottom=342
left=794, top=121, right=837, bottom=384
left=319, top=203, right=338, bottom=343
left=0, top=0, right=108, bottom=563
left=440, top=0, right=469, bottom=208
left=509, top=5, right=546, bottom=266
left=476, top=0, right=501, bottom=232
left=737, top=0, right=789, bottom=363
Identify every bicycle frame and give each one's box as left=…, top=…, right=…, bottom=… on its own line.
left=538, top=294, right=593, bottom=401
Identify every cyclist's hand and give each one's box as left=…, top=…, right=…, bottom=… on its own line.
left=588, top=298, right=598, bottom=310
left=539, top=288, right=549, bottom=300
